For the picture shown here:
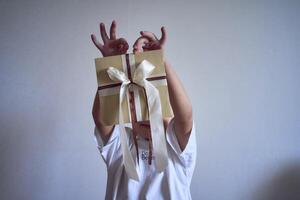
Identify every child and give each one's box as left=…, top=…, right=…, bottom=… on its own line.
left=91, top=20, right=196, bottom=200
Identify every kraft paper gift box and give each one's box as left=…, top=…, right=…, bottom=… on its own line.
left=94, top=49, right=173, bottom=126
left=94, top=49, right=173, bottom=181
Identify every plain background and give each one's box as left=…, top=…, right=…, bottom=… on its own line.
left=1, top=0, right=299, bottom=199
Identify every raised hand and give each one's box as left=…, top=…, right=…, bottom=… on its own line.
left=91, top=20, right=129, bottom=57
left=133, top=27, right=167, bottom=53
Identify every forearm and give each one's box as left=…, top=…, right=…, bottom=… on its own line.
left=92, top=91, right=114, bottom=144
left=165, top=61, right=193, bottom=135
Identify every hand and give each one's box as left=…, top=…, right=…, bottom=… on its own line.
left=91, top=20, right=129, bottom=57
left=133, top=26, right=167, bottom=53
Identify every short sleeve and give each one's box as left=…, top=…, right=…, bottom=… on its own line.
left=93, top=125, right=122, bottom=166
left=166, top=118, right=197, bottom=169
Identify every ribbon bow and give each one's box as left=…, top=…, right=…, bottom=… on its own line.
left=107, top=60, right=168, bottom=181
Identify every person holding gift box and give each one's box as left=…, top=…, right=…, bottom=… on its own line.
left=91, top=20, right=196, bottom=200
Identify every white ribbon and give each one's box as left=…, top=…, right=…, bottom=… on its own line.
left=107, top=60, right=168, bottom=181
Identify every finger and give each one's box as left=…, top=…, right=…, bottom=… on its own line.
left=110, top=20, right=116, bottom=40
left=109, top=38, right=129, bottom=55
left=143, top=42, right=160, bottom=51
left=119, top=44, right=129, bottom=54
left=133, top=49, right=140, bottom=54
left=116, top=38, right=129, bottom=53
left=110, top=38, right=128, bottom=49
left=142, top=42, right=154, bottom=50
left=100, top=22, right=109, bottom=43
left=91, top=34, right=104, bottom=52
left=133, top=37, right=149, bottom=48
left=140, top=31, right=158, bottom=41
left=133, top=37, right=149, bottom=52
left=160, top=26, right=167, bottom=45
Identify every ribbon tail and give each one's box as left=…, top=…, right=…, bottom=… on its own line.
left=119, top=84, right=140, bottom=181
left=143, top=80, right=169, bottom=172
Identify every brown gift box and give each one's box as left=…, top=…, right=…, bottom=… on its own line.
left=94, top=50, right=173, bottom=126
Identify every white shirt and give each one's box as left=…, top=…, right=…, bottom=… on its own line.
left=94, top=118, right=197, bottom=200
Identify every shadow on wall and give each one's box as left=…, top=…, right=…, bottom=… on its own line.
left=253, top=162, right=300, bottom=200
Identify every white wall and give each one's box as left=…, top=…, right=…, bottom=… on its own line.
left=1, top=0, right=299, bottom=199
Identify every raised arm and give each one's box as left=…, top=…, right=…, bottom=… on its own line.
left=133, top=27, right=193, bottom=150
left=91, top=20, right=129, bottom=144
